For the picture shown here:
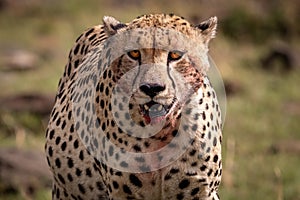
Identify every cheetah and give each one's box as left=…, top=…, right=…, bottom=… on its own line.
left=45, top=14, right=223, bottom=200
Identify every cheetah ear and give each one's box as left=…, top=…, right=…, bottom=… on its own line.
left=195, top=16, right=217, bottom=45
left=103, top=16, right=127, bottom=35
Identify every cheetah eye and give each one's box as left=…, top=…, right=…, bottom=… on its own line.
left=168, top=51, right=183, bottom=61
left=127, top=50, right=141, bottom=60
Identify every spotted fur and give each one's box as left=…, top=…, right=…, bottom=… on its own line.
left=45, top=13, right=222, bottom=200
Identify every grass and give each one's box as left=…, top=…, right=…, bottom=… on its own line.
left=0, top=0, right=299, bottom=199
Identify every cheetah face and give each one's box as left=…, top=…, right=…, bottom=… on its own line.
left=111, top=47, right=204, bottom=127
left=101, top=15, right=218, bottom=128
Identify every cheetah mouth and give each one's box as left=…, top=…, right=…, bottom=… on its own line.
left=139, top=100, right=174, bottom=124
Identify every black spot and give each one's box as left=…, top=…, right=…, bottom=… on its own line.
left=214, top=170, right=219, bottom=177
left=135, top=156, right=145, bottom=163
left=172, top=130, right=178, bottom=137
left=125, top=112, right=131, bottom=120
left=93, top=138, right=99, bottom=148
left=55, top=158, right=61, bottom=168
left=88, top=33, right=97, bottom=41
left=199, top=98, right=203, bottom=104
left=57, top=173, right=65, bottom=184
left=213, top=155, right=219, bottom=163
left=205, top=156, right=211, bottom=162
left=75, top=121, right=80, bottom=130
left=198, top=178, right=206, bottom=183
left=101, top=122, right=106, bottom=131
left=55, top=136, right=61, bottom=145
left=100, top=99, right=105, bottom=109
left=179, top=179, right=190, bottom=189
left=96, top=96, right=100, bottom=104
left=108, top=69, right=112, bottom=78
left=70, top=124, right=74, bottom=133
left=183, top=125, right=189, bottom=131
left=48, top=146, right=53, bottom=157
left=112, top=132, right=117, bottom=140
left=111, top=120, right=116, bottom=127
left=49, top=130, right=55, bottom=139
left=206, top=147, right=211, bottom=153
left=61, top=120, right=66, bottom=129
left=115, top=153, right=120, bottom=161
left=118, top=127, right=123, bottom=134
left=86, top=168, right=92, bottom=177
left=73, top=139, right=79, bottom=149
left=104, top=109, right=108, bottom=118
left=133, top=145, right=141, bottom=152
left=120, top=161, right=128, bottom=168
left=144, top=141, right=150, bottom=148
left=115, top=171, right=122, bottom=176
left=105, top=87, right=110, bottom=96
left=63, top=190, right=68, bottom=197
left=207, top=169, right=213, bottom=176
left=181, top=157, right=187, bottom=162
left=112, top=181, right=119, bottom=189
left=164, top=174, right=172, bottom=180
left=85, top=28, right=95, bottom=37
left=191, top=124, right=198, bottom=131
left=96, top=181, right=104, bottom=191
left=202, top=112, right=206, bottom=120
left=67, top=158, right=74, bottom=168
left=185, top=108, right=192, bottom=115
left=56, top=117, right=61, bottom=126
left=109, top=145, right=114, bottom=156
left=129, top=174, right=143, bottom=188
left=201, top=142, right=206, bottom=150
left=191, top=187, right=200, bottom=196
left=79, top=150, right=84, bottom=160
left=78, top=183, right=85, bottom=194
left=67, top=173, right=73, bottom=182
left=200, top=165, right=207, bottom=171
left=76, top=168, right=82, bottom=176
left=103, top=70, right=107, bottom=79
left=213, top=137, right=217, bottom=146
left=61, top=141, right=67, bottom=151
left=207, top=131, right=212, bottom=140
left=123, top=184, right=132, bottom=195
left=52, top=111, right=58, bottom=121
left=56, top=186, right=60, bottom=198
left=176, top=192, right=184, bottom=200
left=118, top=138, right=123, bottom=144
left=189, top=149, right=197, bottom=156
left=118, top=103, right=123, bottom=110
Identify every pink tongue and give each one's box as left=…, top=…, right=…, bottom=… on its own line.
left=144, top=104, right=166, bottom=125
left=150, top=115, right=165, bottom=124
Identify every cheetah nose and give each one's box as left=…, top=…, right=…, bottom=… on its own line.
left=139, top=83, right=166, bottom=98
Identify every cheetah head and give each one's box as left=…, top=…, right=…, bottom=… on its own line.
left=101, top=14, right=217, bottom=128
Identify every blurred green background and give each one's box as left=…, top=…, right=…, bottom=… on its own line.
left=0, top=0, right=299, bottom=199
